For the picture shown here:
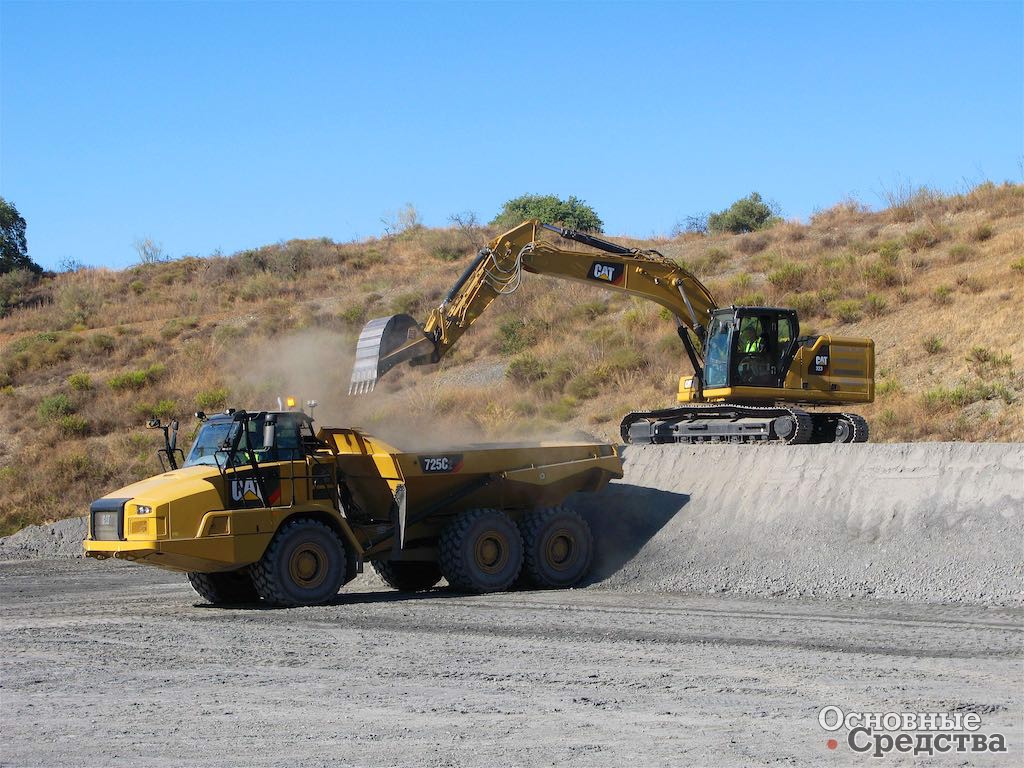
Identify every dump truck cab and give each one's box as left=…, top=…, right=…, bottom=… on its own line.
left=85, top=408, right=348, bottom=575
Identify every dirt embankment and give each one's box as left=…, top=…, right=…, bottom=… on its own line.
left=577, top=442, right=1024, bottom=605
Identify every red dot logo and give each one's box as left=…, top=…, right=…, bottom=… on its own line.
left=827, top=738, right=838, bottom=750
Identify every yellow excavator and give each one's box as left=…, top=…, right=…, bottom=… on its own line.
left=349, top=220, right=874, bottom=444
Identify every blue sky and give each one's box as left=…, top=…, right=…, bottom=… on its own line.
left=2, top=1, right=1021, bottom=271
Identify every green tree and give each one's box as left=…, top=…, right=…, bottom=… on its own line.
left=1, top=197, right=41, bottom=275
left=707, top=192, right=781, bottom=235
left=491, top=194, right=604, bottom=232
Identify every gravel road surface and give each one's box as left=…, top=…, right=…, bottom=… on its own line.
left=2, top=559, right=1021, bottom=767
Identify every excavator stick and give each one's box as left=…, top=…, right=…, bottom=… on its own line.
left=349, top=314, right=437, bottom=395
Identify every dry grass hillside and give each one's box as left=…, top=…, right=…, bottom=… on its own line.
left=1, top=183, right=1022, bottom=534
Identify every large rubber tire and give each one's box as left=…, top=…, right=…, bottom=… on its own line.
left=520, top=506, right=594, bottom=589
left=371, top=559, right=443, bottom=592
left=187, top=569, right=260, bottom=605
left=251, top=518, right=347, bottom=606
left=439, top=508, right=523, bottom=593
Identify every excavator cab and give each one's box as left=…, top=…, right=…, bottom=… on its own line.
left=701, top=307, right=799, bottom=392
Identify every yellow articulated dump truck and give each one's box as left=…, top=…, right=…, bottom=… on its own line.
left=84, top=407, right=622, bottom=607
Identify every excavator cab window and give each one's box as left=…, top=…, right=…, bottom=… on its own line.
left=703, top=316, right=733, bottom=389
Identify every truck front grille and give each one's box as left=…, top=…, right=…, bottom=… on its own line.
left=89, top=498, right=130, bottom=541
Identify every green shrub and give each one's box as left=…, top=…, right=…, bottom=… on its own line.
left=863, top=294, right=888, bottom=317
left=535, top=361, right=574, bottom=396
left=108, top=364, right=165, bottom=391
left=876, top=378, right=903, bottom=396
left=567, top=368, right=611, bottom=400
left=734, top=293, right=767, bottom=307
left=904, top=228, right=939, bottom=252
left=491, top=194, right=603, bottom=232
left=922, top=335, right=944, bottom=355
left=67, top=373, right=92, bottom=391
left=930, top=285, right=953, bottom=305
left=431, top=245, right=462, bottom=262
left=863, top=261, right=901, bottom=288
left=196, top=388, right=229, bottom=411
left=921, top=382, right=1014, bottom=413
left=136, top=399, right=178, bottom=420
left=569, top=300, right=608, bottom=321
left=38, top=394, right=73, bottom=420
left=708, top=192, right=780, bottom=234
left=541, top=396, right=577, bottom=422
left=948, top=244, right=974, bottom=263
left=129, top=279, right=146, bottom=296
left=339, top=305, right=367, bottom=327
left=877, top=240, right=901, bottom=263
left=971, top=223, right=994, bottom=242
left=88, top=334, right=116, bottom=354
left=767, top=263, right=809, bottom=291
left=498, top=318, right=536, bottom=355
left=829, top=299, right=862, bottom=323
left=506, top=354, right=547, bottom=384
left=57, top=283, right=100, bottom=327
left=238, top=272, right=278, bottom=301
left=1010, top=257, right=1024, bottom=273
left=389, top=291, right=422, bottom=315
left=956, top=274, right=985, bottom=294
left=785, top=291, right=821, bottom=319
left=57, top=415, right=89, bottom=436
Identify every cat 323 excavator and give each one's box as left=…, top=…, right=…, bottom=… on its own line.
left=349, top=220, right=875, bottom=444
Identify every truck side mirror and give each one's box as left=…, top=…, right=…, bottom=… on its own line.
left=263, top=418, right=277, bottom=450
left=169, top=419, right=179, bottom=452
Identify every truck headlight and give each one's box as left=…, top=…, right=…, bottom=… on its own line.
left=135, top=505, right=152, bottom=515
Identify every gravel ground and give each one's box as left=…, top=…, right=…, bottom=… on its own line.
left=1, top=558, right=1021, bottom=768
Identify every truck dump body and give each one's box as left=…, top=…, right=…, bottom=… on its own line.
left=323, top=430, right=621, bottom=558
left=85, top=411, right=622, bottom=605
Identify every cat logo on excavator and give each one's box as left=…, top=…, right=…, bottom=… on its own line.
left=589, top=261, right=625, bottom=286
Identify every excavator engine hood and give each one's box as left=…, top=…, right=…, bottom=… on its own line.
left=349, top=314, right=437, bottom=394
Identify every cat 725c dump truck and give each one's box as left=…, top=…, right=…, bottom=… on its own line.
left=83, top=407, right=622, bottom=607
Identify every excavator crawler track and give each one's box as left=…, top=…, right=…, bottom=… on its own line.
left=619, top=404, right=869, bottom=445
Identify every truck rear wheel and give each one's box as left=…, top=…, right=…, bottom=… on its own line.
left=439, top=508, right=523, bottom=593
left=371, top=560, right=443, bottom=592
left=187, top=569, right=259, bottom=605
left=520, top=506, right=593, bottom=589
left=251, top=518, right=347, bottom=607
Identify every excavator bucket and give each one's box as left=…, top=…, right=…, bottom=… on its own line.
left=348, top=314, right=437, bottom=395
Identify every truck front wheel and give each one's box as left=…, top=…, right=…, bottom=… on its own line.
left=439, top=508, right=523, bottom=593
left=251, top=518, right=347, bottom=606
left=520, top=506, right=593, bottom=589
left=187, top=569, right=259, bottom=605
left=371, top=560, right=443, bottom=592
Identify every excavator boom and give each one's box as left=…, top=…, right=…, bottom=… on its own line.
left=349, top=220, right=717, bottom=394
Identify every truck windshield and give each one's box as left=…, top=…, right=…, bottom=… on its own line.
left=183, top=414, right=306, bottom=468
left=183, top=422, right=235, bottom=467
